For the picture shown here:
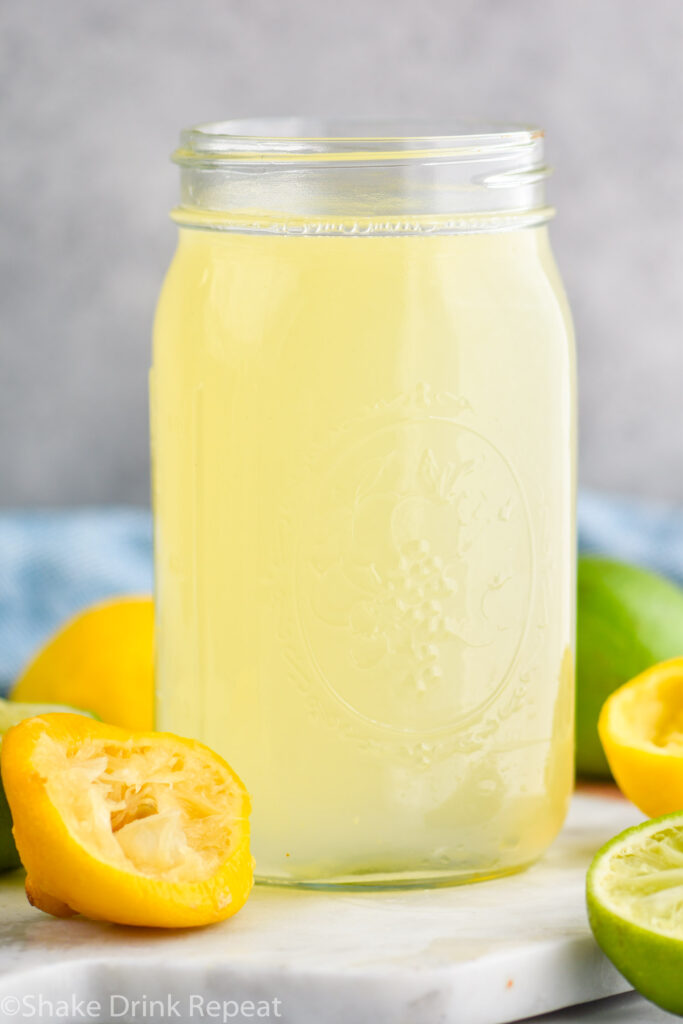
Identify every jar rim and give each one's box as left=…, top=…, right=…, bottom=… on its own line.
left=172, top=116, right=552, bottom=232
left=174, top=117, right=544, bottom=165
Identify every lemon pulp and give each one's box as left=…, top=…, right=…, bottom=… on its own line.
left=32, top=732, right=237, bottom=882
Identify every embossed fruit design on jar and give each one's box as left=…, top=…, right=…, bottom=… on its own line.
left=152, top=119, right=576, bottom=886
left=298, top=389, right=534, bottom=736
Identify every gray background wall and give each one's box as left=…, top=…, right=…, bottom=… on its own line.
left=1, top=0, right=682, bottom=505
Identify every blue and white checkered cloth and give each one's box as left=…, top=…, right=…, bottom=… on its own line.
left=1, top=491, right=682, bottom=694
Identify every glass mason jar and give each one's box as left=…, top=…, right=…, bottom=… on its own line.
left=152, top=119, right=576, bottom=888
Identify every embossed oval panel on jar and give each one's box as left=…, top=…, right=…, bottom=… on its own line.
left=294, top=392, right=534, bottom=734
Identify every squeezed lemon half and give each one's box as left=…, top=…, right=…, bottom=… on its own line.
left=599, top=657, right=683, bottom=818
left=1, top=713, right=252, bottom=928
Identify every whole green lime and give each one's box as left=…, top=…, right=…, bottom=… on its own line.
left=577, top=556, right=683, bottom=778
left=0, top=782, right=20, bottom=872
left=0, top=699, right=94, bottom=871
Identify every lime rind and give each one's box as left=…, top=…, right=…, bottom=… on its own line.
left=576, top=556, right=683, bottom=779
left=587, top=811, right=683, bottom=1016
left=0, top=700, right=95, bottom=734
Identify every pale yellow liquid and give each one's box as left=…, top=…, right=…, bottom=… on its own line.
left=152, top=223, right=575, bottom=886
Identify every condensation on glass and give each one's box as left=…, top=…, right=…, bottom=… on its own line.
left=152, top=119, right=576, bottom=888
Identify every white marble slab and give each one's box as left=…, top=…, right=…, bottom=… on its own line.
left=0, top=791, right=646, bottom=1024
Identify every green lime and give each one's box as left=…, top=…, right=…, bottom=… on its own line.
left=587, top=812, right=683, bottom=1016
left=0, top=698, right=94, bottom=872
left=0, top=782, right=20, bottom=872
left=577, top=557, right=683, bottom=777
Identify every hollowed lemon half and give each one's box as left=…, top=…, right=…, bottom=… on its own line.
left=1, top=713, right=253, bottom=928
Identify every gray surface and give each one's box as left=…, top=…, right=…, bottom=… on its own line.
left=1, top=0, right=682, bottom=505
left=529, top=992, right=675, bottom=1022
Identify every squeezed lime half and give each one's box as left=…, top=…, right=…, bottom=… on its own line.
left=587, top=812, right=683, bottom=1016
